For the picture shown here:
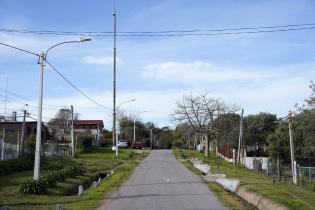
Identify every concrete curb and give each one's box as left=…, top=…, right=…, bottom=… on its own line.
left=202, top=176, right=288, bottom=210
left=236, top=186, right=289, bottom=210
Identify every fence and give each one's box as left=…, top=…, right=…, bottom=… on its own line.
left=299, top=166, right=315, bottom=180
left=0, top=140, right=72, bottom=160
left=267, top=161, right=315, bottom=181
left=0, top=141, right=19, bottom=160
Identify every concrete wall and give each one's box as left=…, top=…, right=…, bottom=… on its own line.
left=244, top=157, right=268, bottom=170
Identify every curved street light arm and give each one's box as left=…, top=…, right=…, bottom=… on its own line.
left=45, top=38, right=92, bottom=59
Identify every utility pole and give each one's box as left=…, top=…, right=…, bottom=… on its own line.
left=112, top=6, right=117, bottom=150
left=288, top=112, right=297, bottom=184
left=20, top=108, right=27, bottom=157
left=16, top=131, right=20, bottom=158
left=133, top=118, right=136, bottom=143
left=1, top=128, right=5, bottom=160
left=34, top=52, right=45, bottom=180
left=116, top=119, right=119, bottom=156
left=237, top=109, right=244, bottom=166
left=150, top=128, right=153, bottom=149
left=71, top=105, right=74, bottom=158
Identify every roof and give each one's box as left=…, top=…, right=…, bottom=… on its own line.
left=0, top=121, right=37, bottom=124
left=73, top=120, right=104, bottom=125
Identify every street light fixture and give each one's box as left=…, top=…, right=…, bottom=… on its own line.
left=0, top=38, right=92, bottom=180
left=34, top=39, right=91, bottom=180
left=115, top=99, right=136, bottom=156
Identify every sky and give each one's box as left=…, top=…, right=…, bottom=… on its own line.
left=0, top=0, right=314, bottom=129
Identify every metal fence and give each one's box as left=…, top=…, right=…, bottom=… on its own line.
left=1, top=140, right=72, bottom=160
left=267, top=161, right=315, bottom=181
left=299, top=166, right=315, bottom=180
left=0, top=140, right=19, bottom=160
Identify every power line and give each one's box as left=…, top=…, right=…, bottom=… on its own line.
left=44, top=59, right=112, bottom=111
left=0, top=23, right=315, bottom=37
left=0, top=88, right=31, bottom=101
left=0, top=42, right=39, bottom=56
left=0, top=94, right=25, bottom=105
left=0, top=106, right=20, bottom=111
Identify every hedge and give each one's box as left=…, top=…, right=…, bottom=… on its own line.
left=0, top=158, right=34, bottom=176
left=18, top=165, right=85, bottom=194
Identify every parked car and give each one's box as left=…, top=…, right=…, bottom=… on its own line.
left=132, top=141, right=143, bottom=149
left=117, top=139, right=128, bottom=148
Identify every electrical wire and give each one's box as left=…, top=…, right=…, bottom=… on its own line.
left=0, top=88, right=31, bottom=101
left=0, top=106, right=20, bottom=111
left=0, top=42, right=39, bottom=56
left=44, top=59, right=112, bottom=111
left=0, top=23, right=315, bottom=37
left=0, top=94, right=25, bottom=105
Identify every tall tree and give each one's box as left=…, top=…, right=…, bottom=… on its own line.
left=171, top=92, right=238, bottom=157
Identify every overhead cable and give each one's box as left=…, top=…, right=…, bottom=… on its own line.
left=44, top=59, right=112, bottom=111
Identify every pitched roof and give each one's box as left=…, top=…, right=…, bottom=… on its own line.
left=73, top=120, right=104, bottom=125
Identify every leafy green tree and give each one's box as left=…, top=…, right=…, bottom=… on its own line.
left=243, top=112, right=277, bottom=155
left=213, top=113, right=240, bottom=147
left=267, top=123, right=289, bottom=162
left=293, top=109, right=315, bottom=164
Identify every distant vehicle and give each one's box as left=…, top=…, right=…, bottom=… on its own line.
left=117, top=139, right=128, bottom=148
left=132, top=141, right=143, bottom=149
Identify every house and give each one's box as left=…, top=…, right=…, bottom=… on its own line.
left=0, top=121, right=49, bottom=144
left=73, top=120, right=104, bottom=146
left=0, top=120, right=49, bottom=156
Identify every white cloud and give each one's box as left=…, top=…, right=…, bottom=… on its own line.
left=82, top=56, right=124, bottom=65
left=141, top=61, right=282, bottom=84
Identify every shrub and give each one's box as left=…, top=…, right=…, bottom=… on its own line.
left=82, top=136, right=94, bottom=152
left=43, top=172, right=57, bottom=187
left=18, top=164, right=85, bottom=194
left=300, top=175, right=315, bottom=191
left=18, top=178, right=48, bottom=195
left=0, top=158, right=33, bottom=176
left=41, top=157, right=73, bottom=171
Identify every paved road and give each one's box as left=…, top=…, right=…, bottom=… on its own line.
left=99, top=150, right=228, bottom=210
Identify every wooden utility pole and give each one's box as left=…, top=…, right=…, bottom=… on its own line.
left=16, top=131, right=20, bottom=158
left=20, top=109, right=27, bottom=157
left=237, top=109, right=244, bottom=166
left=150, top=128, right=153, bottom=149
left=71, top=105, right=74, bottom=158
left=288, top=112, right=297, bottom=184
left=1, top=128, right=5, bottom=160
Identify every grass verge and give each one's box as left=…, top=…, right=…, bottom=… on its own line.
left=174, top=149, right=315, bottom=210
left=0, top=148, right=148, bottom=210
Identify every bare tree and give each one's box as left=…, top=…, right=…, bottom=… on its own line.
left=171, top=92, right=238, bottom=157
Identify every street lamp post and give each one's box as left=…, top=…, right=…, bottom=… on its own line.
left=0, top=39, right=92, bottom=180
left=115, top=99, right=136, bottom=156
left=33, top=38, right=91, bottom=180
left=133, top=111, right=147, bottom=143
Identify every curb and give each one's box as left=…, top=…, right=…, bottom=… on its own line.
left=236, top=186, right=289, bottom=210
left=202, top=176, right=289, bottom=210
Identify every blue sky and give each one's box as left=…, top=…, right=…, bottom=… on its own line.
left=0, top=0, right=314, bottom=129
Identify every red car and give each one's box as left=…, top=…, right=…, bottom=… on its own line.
left=132, top=141, right=143, bottom=149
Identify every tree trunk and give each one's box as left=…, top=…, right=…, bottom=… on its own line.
left=204, top=133, right=209, bottom=157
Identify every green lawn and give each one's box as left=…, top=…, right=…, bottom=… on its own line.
left=0, top=148, right=148, bottom=210
left=174, top=149, right=315, bottom=210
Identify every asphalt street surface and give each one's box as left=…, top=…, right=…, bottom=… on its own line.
left=99, top=150, right=228, bottom=210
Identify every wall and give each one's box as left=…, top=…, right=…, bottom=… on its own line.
left=244, top=157, right=268, bottom=170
